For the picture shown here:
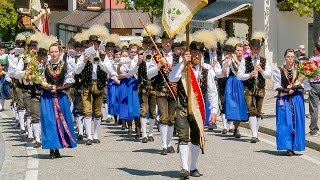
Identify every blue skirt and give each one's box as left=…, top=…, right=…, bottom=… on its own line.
left=205, top=95, right=211, bottom=126
left=107, top=79, right=119, bottom=115
left=40, top=91, right=77, bottom=149
left=276, top=91, right=305, bottom=152
left=224, top=76, right=248, bottom=121
left=118, top=78, right=140, bottom=120
left=0, top=76, right=11, bottom=99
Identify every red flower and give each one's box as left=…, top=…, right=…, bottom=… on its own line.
left=29, top=70, right=33, bottom=75
left=53, top=73, right=58, bottom=78
left=304, top=67, right=309, bottom=71
left=309, top=67, right=314, bottom=71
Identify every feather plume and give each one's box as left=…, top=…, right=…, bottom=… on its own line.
left=107, top=34, right=121, bottom=46
left=119, top=41, right=129, bottom=49
left=30, top=32, right=46, bottom=43
left=252, top=31, right=265, bottom=41
left=142, top=24, right=161, bottom=36
left=88, top=24, right=110, bottom=40
left=129, top=38, right=142, bottom=47
left=38, top=35, right=58, bottom=50
left=193, top=30, right=217, bottom=49
left=15, top=33, right=26, bottom=41
left=212, top=28, right=227, bottom=44
left=225, top=37, right=241, bottom=47
left=74, top=33, right=84, bottom=42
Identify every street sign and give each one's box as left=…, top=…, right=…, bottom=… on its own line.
left=190, top=20, right=215, bottom=30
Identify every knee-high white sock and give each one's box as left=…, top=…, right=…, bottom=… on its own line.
left=190, top=144, right=201, bottom=171
left=256, top=117, right=261, bottom=136
left=228, top=121, right=234, bottom=130
left=32, top=123, right=41, bottom=142
left=93, top=117, right=101, bottom=139
left=18, top=110, right=26, bottom=131
left=0, top=99, right=4, bottom=110
left=148, top=119, right=156, bottom=137
left=159, top=124, right=168, bottom=149
left=222, top=114, right=227, bottom=129
left=77, top=115, right=84, bottom=136
left=167, top=125, right=174, bottom=147
left=249, top=116, right=257, bottom=138
left=84, top=117, right=93, bottom=140
left=140, top=117, right=147, bottom=138
left=26, top=117, right=34, bottom=139
left=179, top=144, right=189, bottom=170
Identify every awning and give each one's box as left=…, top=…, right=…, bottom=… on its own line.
left=193, top=0, right=253, bottom=22
left=58, top=9, right=151, bottom=29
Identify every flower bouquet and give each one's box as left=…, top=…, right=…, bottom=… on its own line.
left=296, top=61, right=320, bottom=84
left=23, top=63, right=49, bottom=87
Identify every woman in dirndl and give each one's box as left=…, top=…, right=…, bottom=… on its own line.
left=40, top=43, right=77, bottom=159
left=222, top=43, right=248, bottom=138
left=117, top=46, right=140, bottom=134
left=272, top=48, right=310, bottom=156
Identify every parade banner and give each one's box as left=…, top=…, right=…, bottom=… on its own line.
left=162, top=0, right=208, bottom=38
left=181, top=66, right=206, bottom=150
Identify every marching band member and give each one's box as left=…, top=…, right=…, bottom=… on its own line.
left=237, top=32, right=272, bottom=143
left=222, top=38, right=248, bottom=138
left=148, top=31, right=180, bottom=155
left=0, top=42, right=11, bottom=111
left=75, top=25, right=119, bottom=145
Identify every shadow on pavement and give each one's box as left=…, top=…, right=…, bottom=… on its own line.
left=37, top=154, right=74, bottom=159
left=132, top=148, right=159, bottom=154
left=117, top=167, right=177, bottom=178
left=255, top=150, right=287, bottom=156
left=222, top=137, right=251, bottom=143
left=262, top=115, right=276, bottom=119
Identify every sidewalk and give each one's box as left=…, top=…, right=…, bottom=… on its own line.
left=239, top=86, right=320, bottom=152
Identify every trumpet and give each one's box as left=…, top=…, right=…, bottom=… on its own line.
left=144, top=49, right=153, bottom=61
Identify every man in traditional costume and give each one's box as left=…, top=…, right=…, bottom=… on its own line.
left=169, top=38, right=219, bottom=178
left=148, top=31, right=180, bottom=155
left=237, top=32, right=272, bottom=143
left=75, top=25, right=119, bottom=145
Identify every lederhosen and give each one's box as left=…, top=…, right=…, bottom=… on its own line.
left=138, top=59, right=157, bottom=119
left=243, top=56, right=266, bottom=117
left=80, top=59, right=108, bottom=118
left=152, top=53, right=179, bottom=126
left=175, top=67, right=208, bottom=145
left=72, top=55, right=84, bottom=116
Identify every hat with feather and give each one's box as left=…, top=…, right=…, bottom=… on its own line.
left=191, top=30, right=218, bottom=51
left=105, top=34, right=120, bottom=47
left=142, top=24, right=161, bottom=43
left=129, top=38, right=142, bottom=47
left=119, top=41, right=129, bottom=50
left=223, top=37, right=241, bottom=53
left=87, top=24, right=110, bottom=43
left=15, top=33, right=27, bottom=47
left=250, top=31, right=265, bottom=48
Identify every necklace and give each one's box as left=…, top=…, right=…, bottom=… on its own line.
left=282, top=66, right=295, bottom=85
left=47, top=60, right=65, bottom=78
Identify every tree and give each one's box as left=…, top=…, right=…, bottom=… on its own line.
left=117, top=0, right=163, bottom=23
left=281, top=0, right=320, bottom=47
left=0, top=0, right=24, bottom=42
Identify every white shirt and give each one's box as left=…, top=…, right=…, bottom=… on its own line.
left=221, top=58, right=242, bottom=78
left=272, top=68, right=311, bottom=91
left=237, top=54, right=272, bottom=81
left=75, top=50, right=117, bottom=80
left=169, top=62, right=219, bottom=114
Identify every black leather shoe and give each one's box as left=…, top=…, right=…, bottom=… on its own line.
left=147, top=136, right=154, bottom=142
left=190, top=169, right=203, bottom=177
left=234, top=133, right=241, bottom=138
left=222, top=129, right=227, bottom=134
left=26, top=137, right=34, bottom=142
left=208, top=123, right=217, bottom=130
left=49, top=149, right=55, bottom=159
left=141, top=137, right=148, bottom=143
left=54, top=149, right=61, bottom=158
left=229, top=129, right=234, bottom=133
left=287, top=150, right=294, bottom=156
left=167, top=146, right=175, bottom=153
left=33, top=141, right=41, bottom=148
left=93, top=139, right=100, bottom=144
left=250, top=137, right=258, bottom=143
left=179, top=169, right=189, bottom=179
left=86, top=139, right=93, bottom=145
left=78, top=135, right=83, bottom=141
left=160, top=148, right=167, bottom=155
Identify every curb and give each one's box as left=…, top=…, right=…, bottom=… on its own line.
left=239, top=123, right=320, bottom=152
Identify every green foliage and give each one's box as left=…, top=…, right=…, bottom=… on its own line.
left=117, top=0, right=163, bottom=22
left=284, top=0, right=320, bottom=16
left=0, top=0, right=24, bottom=41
